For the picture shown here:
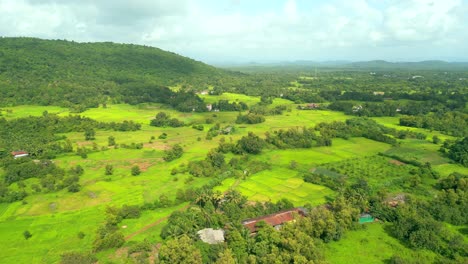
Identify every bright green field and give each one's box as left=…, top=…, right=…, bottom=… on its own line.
left=324, top=223, right=437, bottom=264
left=215, top=138, right=392, bottom=206
left=371, top=116, right=457, bottom=141
left=384, top=139, right=468, bottom=176
left=0, top=99, right=466, bottom=263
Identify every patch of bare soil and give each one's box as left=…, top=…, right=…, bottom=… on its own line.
left=389, top=159, right=405, bottom=166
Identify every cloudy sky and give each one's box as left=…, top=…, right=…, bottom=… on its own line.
left=0, top=0, right=467, bottom=63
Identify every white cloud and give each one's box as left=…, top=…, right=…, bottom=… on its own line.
left=0, top=0, right=466, bottom=62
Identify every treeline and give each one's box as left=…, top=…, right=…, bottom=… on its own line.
left=0, top=160, right=84, bottom=203
left=121, top=84, right=207, bottom=112
left=0, top=113, right=140, bottom=158
left=211, top=100, right=248, bottom=111
left=400, top=112, right=468, bottom=137
left=440, top=138, right=468, bottom=167
left=150, top=112, right=185, bottom=127
left=0, top=37, right=230, bottom=110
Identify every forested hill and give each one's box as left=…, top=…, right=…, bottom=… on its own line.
left=0, top=37, right=235, bottom=109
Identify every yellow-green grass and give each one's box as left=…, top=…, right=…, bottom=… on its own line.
left=0, top=139, right=216, bottom=264
left=1, top=105, right=70, bottom=119
left=0, top=205, right=103, bottom=263
left=199, top=92, right=261, bottom=105
left=215, top=166, right=334, bottom=206
left=215, top=138, right=392, bottom=206
left=324, top=223, right=437, bottom=264
left=257, top=138, right=392, bottom=168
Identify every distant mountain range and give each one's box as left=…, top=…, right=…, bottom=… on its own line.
left=219, top=60, right=468, bottom=71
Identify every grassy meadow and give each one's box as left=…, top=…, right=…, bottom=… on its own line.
left=0, top=93, right=466, bottom=263
left=324, top=223, right=438, bottom=264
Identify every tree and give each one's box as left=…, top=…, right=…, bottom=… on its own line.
left=84, top=128, right=95, bottom=140
left=68, top=182, right=81, bottom=193
left=448, top=137, right=468, bottom=167
left=164, top=144, right=184, bottom=162
left=207, top=151, right=225, bottom=168
left=131, top=165, right=141, bottom=176
left=23, top=230, right=32, bottom=240
left=105, top=164, right=113, bottom=175
left=108, top=136, right=116, bottom=146
left=215, top=248, right=236, bottom=264
left=236, top=132, right=265, bottom=154
left=159, top=235, right=202, bottom=264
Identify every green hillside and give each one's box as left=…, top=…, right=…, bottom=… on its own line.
left=0, top=37, right=232, bottom=108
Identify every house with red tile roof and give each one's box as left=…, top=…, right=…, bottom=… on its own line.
left=241, top=208, right=307, bottom=233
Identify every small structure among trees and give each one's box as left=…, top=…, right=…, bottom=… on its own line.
left=241, top=208, right=307, bottom=234
left=11, top=151, right=29, bottom=159
left=197, top=228, right=225, bottom=244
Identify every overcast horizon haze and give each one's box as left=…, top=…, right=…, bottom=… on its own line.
left=1, top=0, right=467, bottom=64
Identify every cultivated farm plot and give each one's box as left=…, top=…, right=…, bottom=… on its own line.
left=319, top=155, right=418, bottom=192
left=384, top=139, right=468, bottom=176
left=215, top=138, right=392, bottom=206
left=215, top=166, right=334, bottom=206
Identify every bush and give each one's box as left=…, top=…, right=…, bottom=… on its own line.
left=164, top=144, right=184, bottom=162
left=131, top=165, right=141, bottom=176
left=23, top=230, right=32, bottom=240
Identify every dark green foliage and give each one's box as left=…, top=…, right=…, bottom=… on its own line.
left=67, top=182, right=81, bottom=193
left=429, top=173, right=468, bottom=225
left=236, top=132, right=265, bottom=154
left=211, top=100, right=248, bottom=111
left=390, top=205, right=467, bottom=259
left=108, top=136, right=116, bottom=146
left=0, top=114, right=139, bottom=159
left=127, top=240, right=152, bottom=255
left=150, top=112, right=185, bottom=127
left=119, top=205, right=141, bottom=219
left=60, top=252, right=96, bottom=264
left=93, top=228, right=125, bottom=252
left=303, top=171, right=346, bottom=191
left=163, top=144, right=184, bottom=162
left=105, top=164, right=113, bottom=175
left=131, top=165, right=141, bottom=176
left=192, top=124, right=204, bottom=131
left=447, top=137, right=468, bottom=167
left=0, top=37, right=229, bottom=109
left=266, top=127, right=316, bottom=149
left=235, top=113, right=265, bottom=124
left=159, top=235, right=202, bottom=264
left=23, top=230, right=32, bottom=240
left=84, top=128, right=95, bottom=140
left=206, top=151, right=225, bottom=168
left=400, top=112, right=468, bottom=137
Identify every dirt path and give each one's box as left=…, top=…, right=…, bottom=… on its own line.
left=124, top=204, right=190, bottom=240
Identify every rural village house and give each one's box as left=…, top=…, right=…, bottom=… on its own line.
left=241, top=208, right=307, bottom=234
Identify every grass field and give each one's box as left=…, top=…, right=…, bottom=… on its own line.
left=0, top=99, right=466, bottom=263
left=324, top=223, right=437, bottom=264
left=215, top=138, right=392, bottom=206
left=371, top=116, right=457, bottom=141
left=320, top=155, right=419, bottom=192
left=384, top=139, right=468, bottom=176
